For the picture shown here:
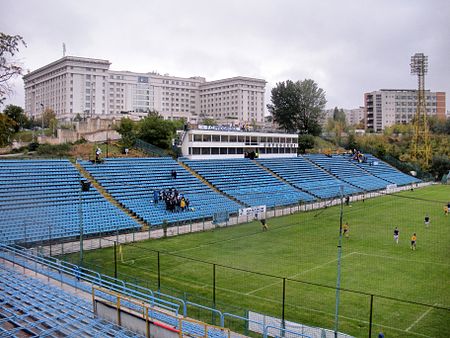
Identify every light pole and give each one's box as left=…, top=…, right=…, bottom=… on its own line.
left=40, top=103, right=44, bottom=137
left=334, top=185, right=345, bottom=337
left=77, top=159, right=90, bottom=265
left=106, top=124, right=111, bottom=158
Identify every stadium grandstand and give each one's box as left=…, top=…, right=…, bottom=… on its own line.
left=0, top=153, right=430, bottom=337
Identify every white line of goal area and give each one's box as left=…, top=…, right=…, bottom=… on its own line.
left=353, top=252, right=450, bottom=267
left=203, top=282, right=430, bottom=338
left=119, top=253, right=433, bottom=337
left=406, top=303, right=438, bottom=332
left=245, top=252, right=358, bottom=296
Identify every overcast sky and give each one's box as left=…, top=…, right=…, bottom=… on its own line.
left=2, top=0, right=449, bottom=112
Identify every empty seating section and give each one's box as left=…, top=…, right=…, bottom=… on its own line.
left=0, top=160, right=139, bottom=244
left=257, top=157, right=361, bottom=198
left=80, top=158, right=241, bottom=226
left=352, top=154, right=421, bottom=186
left=0, top=264, right=143, bottom=337
left=183, top=158, right=316, bottom=207
left=305, top=154, right=390, bottom=191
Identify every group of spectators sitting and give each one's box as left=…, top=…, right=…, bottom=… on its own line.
left=350, top=149, right=367, bottom=163
left=153, top=188, right=190, bottom=212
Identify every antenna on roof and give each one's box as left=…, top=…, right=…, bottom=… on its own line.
left=62, top=43, right=66, bottom=57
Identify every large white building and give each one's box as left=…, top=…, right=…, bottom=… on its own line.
left=364, top=89, right=446, bottom=132
left=180, top=125, right=298, bottom=159
left=23, top=56, right=266, bottom=124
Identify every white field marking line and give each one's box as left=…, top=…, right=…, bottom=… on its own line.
left=406, top=303, right=438, bottom=332
left=118, top=256, right=430, bottom=338
left=245, top=252, right=357, bottom=296
left=354, top=252, right=450, bottom=267
left=204, top=283, right=430, bottom=338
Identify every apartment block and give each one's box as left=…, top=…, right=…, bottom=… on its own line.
left=364, top=89, right=446, bottom=132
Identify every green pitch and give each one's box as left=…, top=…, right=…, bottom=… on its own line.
left=70, top=185, right=450, bottom=337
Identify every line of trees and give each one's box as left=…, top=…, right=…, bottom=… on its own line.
left=115, top=111, right=185, bottom=152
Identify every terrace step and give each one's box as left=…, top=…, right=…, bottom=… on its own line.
left=74, top=161, right=149, bottom=230
left=178, top=160, right=249, bottom=208
left=252, top=159, right=322, bottom=199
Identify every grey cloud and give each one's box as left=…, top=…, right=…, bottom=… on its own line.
left=1, top=0, right=449, bottom=111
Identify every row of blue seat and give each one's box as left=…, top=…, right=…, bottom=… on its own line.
left=0, top=263, right=144, bottom=337
left=80, top=158, right=242, bottom=227
left=0, top=160, right=140, bottom=244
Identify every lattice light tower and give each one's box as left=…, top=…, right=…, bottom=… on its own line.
left=410, top=53, right=431, bottom=169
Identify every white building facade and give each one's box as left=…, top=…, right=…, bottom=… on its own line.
left=364, top=89, right=446, bottom=132
left=23, top=56, right=266, bottom=124
left=180, top=126, right=298, bottom=159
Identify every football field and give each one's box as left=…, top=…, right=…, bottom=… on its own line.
left=69, top=184, right=450, bottom=337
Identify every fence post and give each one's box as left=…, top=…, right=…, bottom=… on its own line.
left=114, top=241, right=117, bottom=279
left=157, top=251, right=161, bottom=291
left=368, top=294, right=374, bottom=338
left=282, top=277, right=286, bottom=333
left=213, top=263, right=216, bottom=325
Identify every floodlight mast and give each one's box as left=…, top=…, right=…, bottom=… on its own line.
left=410, top=53, right=431, bottom=169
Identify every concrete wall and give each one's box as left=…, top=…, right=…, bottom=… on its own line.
left=95, top=300, right=179, bottom=338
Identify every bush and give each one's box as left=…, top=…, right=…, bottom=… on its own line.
left=36, top=143, right=71, bottom=157
left=28, top=142, right=39, bottom=151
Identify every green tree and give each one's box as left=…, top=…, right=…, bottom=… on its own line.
left=333, top=107, right=346, bottom=124
left=428, top=116, right=450, bottom=134
left=326, top=107, right=347, bottom=146
left=0, top=113, right=17, bottom=146
left=0, top=33, right=26, bottom=105
left=267, top=79, right=326, bottom=135
left=115, top=118, right=137, bottom=149
left=41, top=108, right=56, bottom=128
left=430, top=155, right=450, bottom=181
left=201, top=117, right=217, bottom=126
left=347, top=133, right=358, bottom=150
left=138, top=115, right=176, bottom=149
left=297, top=134, right=315, bottom=154
left=3, top=104, right=29, bottom=131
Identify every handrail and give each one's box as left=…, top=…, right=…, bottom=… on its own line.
left=0, top=244, right=178, bottom=313
left=222, top=312, right=264, bottom=332
left=154, top=290, right=187, bottom=317
left=263, top=325, right=312, bottom=338
left=185, top=300, right=224, bottom=325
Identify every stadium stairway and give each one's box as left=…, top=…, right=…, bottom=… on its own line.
left=178, top=160, right=250, bottom=207
left=74, top=161, right=149, bottom=230
left=251, top=159, right=322, bottom=199
left=302, top=155, right=363, bottom=192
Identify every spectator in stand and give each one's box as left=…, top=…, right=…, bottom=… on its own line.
left=95, top=147, right=102, bottom=162
left=153, top=190, right=159, bottom=204
left=171, top=170, right=177, bottom=179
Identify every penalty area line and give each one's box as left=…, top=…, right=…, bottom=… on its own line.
left=405, top=303, right=437, bottom=332
left=245, top=251, right=357, bottom=296
left=354, top=252, right=450, bottom=267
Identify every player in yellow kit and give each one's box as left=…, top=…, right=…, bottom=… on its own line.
left=410, top=233, right=417, bottom=250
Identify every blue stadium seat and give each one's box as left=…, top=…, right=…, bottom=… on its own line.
left=0, top=160, right=140, bottom=244
left=182, top=158, right=316, bottom=207
left=0, top=263, right=144, bottom=337
left=304, top=154, right=393, bottom=191
left=257, top=157, right=361, bottom=198
left=350, top=154, right=421, bottom=186
left=80, top=158, right=242, bottom=227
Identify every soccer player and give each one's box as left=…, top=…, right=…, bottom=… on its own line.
left=411, top=233, right=417, bottom=250
left=393, top=227, right=399, bottom=244
left=260, top=219, right=269, bottom=231
left=343, top=222, right=349, bottom=238
left=444, top=205, right=449, bottom=216
left=424, top=214, right=430, bottom=227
